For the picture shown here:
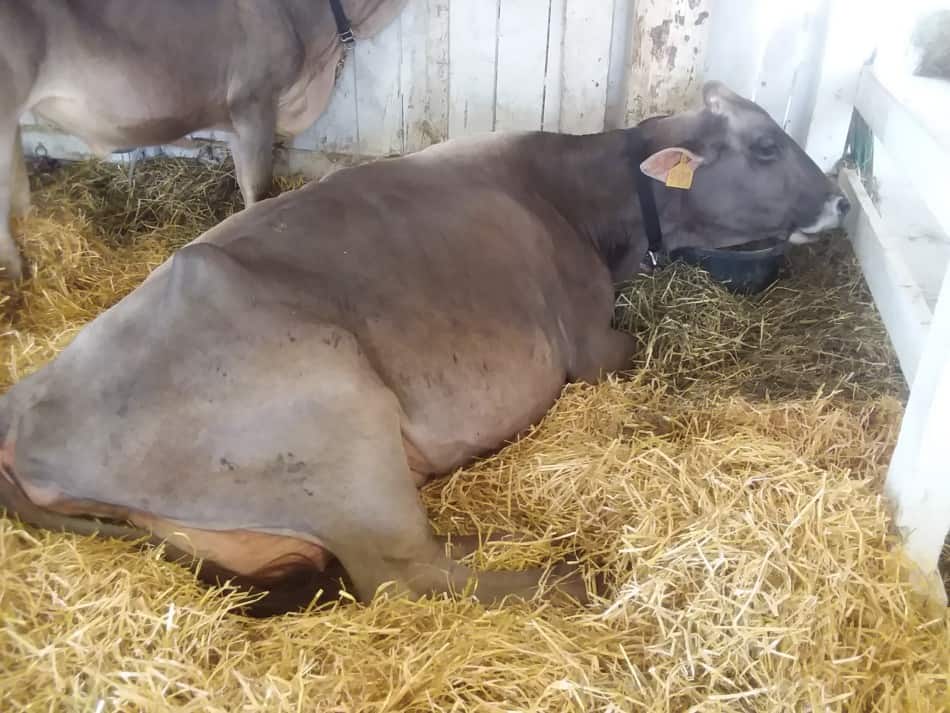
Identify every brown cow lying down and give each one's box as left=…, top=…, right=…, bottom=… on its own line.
left=0, top=0, right=408, bottom=280
left=0, top=83, right=849, bottom=613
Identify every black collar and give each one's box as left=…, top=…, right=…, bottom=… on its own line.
left=631, top=133, right=664, bottom=272
left=329, top=0, right=356, bottom=45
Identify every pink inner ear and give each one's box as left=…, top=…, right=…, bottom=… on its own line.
left=640, top=147, right=704, bottom=183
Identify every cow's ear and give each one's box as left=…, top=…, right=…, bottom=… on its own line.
left=640, top=147, right=705, bottom=185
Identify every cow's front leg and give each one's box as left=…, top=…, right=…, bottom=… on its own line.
left=328, top=467, right=591, bottom=606
left=227, top=98, right=277, bottom=207
left=339, top=526, right=591, bottom=606
left=0, top=120, right=24, bottom=281
left=313, top=414, right=593, bottom=605
left=570, top=328, right=636, bottom=383
left=441, top=531, right=534, bottom=559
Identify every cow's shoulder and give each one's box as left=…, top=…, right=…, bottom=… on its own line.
left=160, top=241, right=264, bottom=312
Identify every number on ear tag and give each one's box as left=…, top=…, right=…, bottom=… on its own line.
left=665, top=155, right=694, bottom=190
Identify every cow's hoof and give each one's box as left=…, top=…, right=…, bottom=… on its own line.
left=547, top=562, right=595, bottom=605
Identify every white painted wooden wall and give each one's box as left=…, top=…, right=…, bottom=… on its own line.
left=20, top=0, right=839, bottom=169
left=296, top=0, right=628, bottom=159
left=295, top=0, right=833, bottom=158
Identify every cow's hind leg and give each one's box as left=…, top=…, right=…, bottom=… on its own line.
left=0, top=474, right=348, bottom=616
left=192, top=556, right=352, bottom=617
left=227, top=98, right=276, bottom=207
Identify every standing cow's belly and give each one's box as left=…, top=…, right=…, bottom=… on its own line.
left=28, top=77, right=224, bottom=155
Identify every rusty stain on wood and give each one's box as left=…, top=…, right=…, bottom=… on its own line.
left=649, top=20, right=672, bottom=62
left=625, top=0, right=711, bottom=124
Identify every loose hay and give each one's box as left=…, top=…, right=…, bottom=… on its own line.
left=613, top=245, right=905, bottom=401
left=1, top=157, right=948, bottom=712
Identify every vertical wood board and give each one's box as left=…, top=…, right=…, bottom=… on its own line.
left=495, top=0, right=552, bottom=132
left=401, top=0, right=450, bottom=152
left=355, top=18, right=405, bottom=156
left=292, top=54, right=359, bottom=155
left=753, top=10, right=810, bottom=126
left=803, top=0, right=881, bottom=170
left=560, top=0, right=615, bottom=134
left=624, top=0, right=712, bottom=124
left=541, top=0, right=566, bottom=131
left=885, top=262, right=950, bottom=606
left=604, top=0, right=633, bottom=129
left=448, top=1, right=500, bottom=137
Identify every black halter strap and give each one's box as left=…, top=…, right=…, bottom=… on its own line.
left=630, top=132, right=664, bottom=271
left=329, top=0, right=356, bottom=45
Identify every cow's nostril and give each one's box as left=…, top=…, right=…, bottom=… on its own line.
left=836, top=196, right=851, bottom=217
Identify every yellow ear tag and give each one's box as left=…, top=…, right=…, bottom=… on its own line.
left=665, top=154, right=694, bottom=190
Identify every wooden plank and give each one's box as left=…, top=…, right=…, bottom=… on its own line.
left=802, top=0, right=880, bottom=170
left=781, top=0, right=830, bottom=146
left=885, top=262, right=950, bottom=608
left=400, top=0, right=450, bottom=152
left=494, top=0, right=551, bottom=132
left=293, top=54, right=359, bottom=156
left=752, top=5, right=815, bottom=127
left=871, top=137, right=950, bottom=310
left=604, top=0, right=632, bottom=129
left=839, top=169, right=933, bottom=384
left=448, top=1, right=499, bottom=137
left=354, top=17, right=405, bottom=156
left=703, top=0, right=827, bottom=140
left=541, top=0, right=565, bottom=132
left=702, top=2, right=767, bottom=101
left=624, top=0, right=712, bottom=124
left=559, top=0, right=614, bottom=134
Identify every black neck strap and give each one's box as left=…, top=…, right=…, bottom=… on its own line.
left=330, top=0, right=356, bottom=45
left=631, top=134, right=664, bottom=269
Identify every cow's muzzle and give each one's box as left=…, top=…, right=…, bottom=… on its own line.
left=789, top=192, right=850, bottom=246
left=835, top=195, right=852, bottom=219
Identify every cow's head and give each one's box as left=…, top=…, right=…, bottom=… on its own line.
left=630, top=82, right=848, bottom=266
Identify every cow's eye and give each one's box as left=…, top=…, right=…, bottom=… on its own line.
left=752, top=138, right=780, bottom=162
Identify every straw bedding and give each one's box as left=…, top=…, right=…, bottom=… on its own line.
left=1, top=157, right=948, bottom=712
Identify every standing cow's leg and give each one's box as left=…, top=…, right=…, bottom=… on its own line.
left=11, top=125, right=29, bottom=217
left=227, top=99, right=277, bottom=207
left=0, top=117, right=24, bottom=280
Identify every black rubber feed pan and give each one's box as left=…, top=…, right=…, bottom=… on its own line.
left=668, top=240, right=787, bottom=295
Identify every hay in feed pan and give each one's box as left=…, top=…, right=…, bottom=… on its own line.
left=0, top=156, right=948, bottom=712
